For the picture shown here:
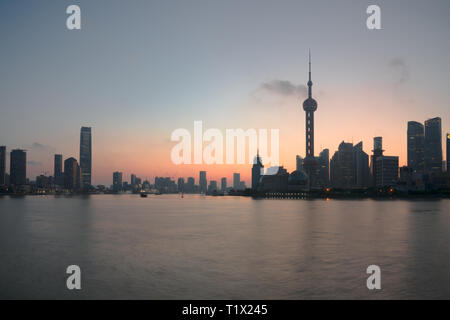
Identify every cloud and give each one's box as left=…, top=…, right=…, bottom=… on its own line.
left=388, top=58, right=410, bottom=85
left=27, top=142, right=55, bottom=152
left=259, top=80, right=307, bottom=97
left=27, top=161, right=43, bottom=166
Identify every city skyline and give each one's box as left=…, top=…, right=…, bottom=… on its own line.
left=1, top=1, right=450, bottom=185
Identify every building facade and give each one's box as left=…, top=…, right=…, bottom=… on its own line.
left=64, top=157, right=80, bottom=190
left=79, top=127, right=92, bottom=189
left=375, top=156, right=399, bottom=187
left=112, top=171, right=123, bottom=192
left=424, top=117, right=442, bottom=174
left=199, top=171, right=207, bottom=194
left=407, top=121, right=425, bottom=172
left=251, top=151, right=263, bottom=191
left=10, top=149, right=27, bottom=186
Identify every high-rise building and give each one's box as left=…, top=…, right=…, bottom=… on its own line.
left=186, top=177, right=195, bottom=193
left=233, top=173, right=240, bottom=190
left=177, top=177, right=185, bottom=192
left=79, top=127, right=92, bottom=189
left=318, top=149, right=329, bottom=187
left=353, top=142, right=370, bottom=188
left=424, top=117, right=442, bottom=174
left=407, top=121, right=425, bottom=172
left=447, top=133, right=450, bottom=172
left=0, top=146, right=6, bottom=186
left=113, top=171, right=123, bottom=192
left=375, top=156, right=399, bottom=187
left=251, top=150, right=263, bottom=191
left=199, top=171, right=207, bottom=194
left=64, top=157, right=79, bottom=190
left=330, top=142, right=355, bottom=189
left=131, top=174, right=136, bottom=187
left=221, top=177, right=227, bottom=191
left=296, top=155, right=303, bottom=171
left=54, top=154, right=63, bottom=186
left=10, top=149, right=26, bottom=186
left=370, top=137, right=384, bottom=187
left=208, top=180, right=218, bottom=193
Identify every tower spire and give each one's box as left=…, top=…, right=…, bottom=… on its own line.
left=308, top=49, right=312, bottom=98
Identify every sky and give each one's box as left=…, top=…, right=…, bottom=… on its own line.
left=0, top=0, right=449, bottom=185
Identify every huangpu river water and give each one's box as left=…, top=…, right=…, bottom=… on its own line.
left=1, top=194, right=450, bottom=299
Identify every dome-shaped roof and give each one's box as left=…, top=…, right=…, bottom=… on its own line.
left=303, top=98, right=317, bottom=111
left=288, top=170, right=308, bottom=185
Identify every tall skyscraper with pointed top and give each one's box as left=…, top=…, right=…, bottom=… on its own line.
left=302, top=51, right=319, bottom=190
left=252, top=150, right=264, bottom=191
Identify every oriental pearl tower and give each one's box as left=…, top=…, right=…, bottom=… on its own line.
left=302, top=51, right=318, bottom=190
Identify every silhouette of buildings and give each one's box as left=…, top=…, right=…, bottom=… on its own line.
left=0, top=146, right=5, bottom=186
left=79, top=127, right=92, bottom=189
left=375, top=156, right=399, bottom=187
left=318, top=149, right=330, bottom=187
left=199, top=171, right=207, bottom=194
left=155, top=177, right=177, bottom=193
left=113, top=171, right=123, bottom=192
left=177, top=177, right=184, bottom=192
left=64, top=157, right=80, bottom=190
left=329, top=141, right=369, bottom=189
left=186, top=177, right=195, bottom=193
left=208, top=180, right=218, bottom=193
left=370, top=137, right=384, bottom=187
left=54, top=154, right=63, bottom=187
left=407, top=121, right=425, bottom=173
left=251, top=150, right=263, bottom=191
left=354, top=142, right=370, bottom=188
left=424, top=117, right=442, bottom=174
left=233, top=173, right=240, bottom=190
left=330, top=142, right=355, bottom=189
left=296, top=155, right=303, bottom=171
left=10, top=149, right=27, bottom=186
left=221, top=177, right=227, bottom=192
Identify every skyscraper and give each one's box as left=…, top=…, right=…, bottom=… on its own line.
left=64, top=157, right=79, bottom=190
left=302, top=51, right=319, bottom=190
left=375, top=156, right=399, bottom=187
left=0, top=146, right=5, bottom=186
left=251, top=150, right=263, bottom=191
left=113, top=171, right=123, bottom=192
left=370, top=137, right=384, bottom=187
left=296, top=155, right=303, bottom=171
left=208, top=180, right=218, bottom=193
left=318, top=149, right=329, bottom=187
left=330, top=142, right=355, bottom=189
left=54, top=154, right=63, bottom=186
left=199, top=171, right=207, bottom=194
left=221, top=177, right=227, bottom=192
left=233, top=173, right=240, bottom=190
left=353, top=142, right=370, bottom=188
left=10, top=149, right=26, bottom=186
left=177, top=177, right=185, bottom=192
left=424, top=117, right=442, bottom=174
left=186, top=177, right=195, bottom=193
left=407, top=121, right=425, bottom=172
left=79, top=127, right=92, bottom=189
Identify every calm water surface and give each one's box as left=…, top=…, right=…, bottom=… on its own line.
left=1, top=194, right=449, bottom=299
